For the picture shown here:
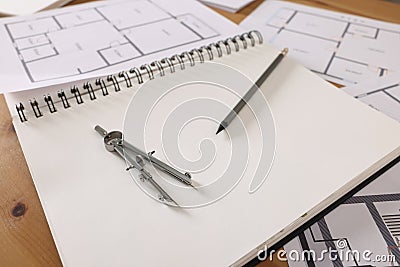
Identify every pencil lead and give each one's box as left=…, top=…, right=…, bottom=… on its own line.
left=216, top=124, right=225, bottom=135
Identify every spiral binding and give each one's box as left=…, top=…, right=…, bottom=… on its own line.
left=15, top=30, right=263, bottom=122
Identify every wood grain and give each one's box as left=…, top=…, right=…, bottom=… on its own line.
left=0, top=95, right=61, bottom=266
left=0, top=0, right=398, bottom=266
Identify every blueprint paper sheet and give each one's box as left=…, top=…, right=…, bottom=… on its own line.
left=240, top=0, right=400, bottom=86
left=200, top=0, right=254, bottom=13
left=285, top=74, right=400, bottom=267
left=0, top=0, right=240, bottom=93
left=346, top=74, right=400, bottom=122
left=0, top=0, right=72, bottom=16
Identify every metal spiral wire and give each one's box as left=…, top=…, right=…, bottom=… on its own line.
left=16, top=30, right=263, bottom=122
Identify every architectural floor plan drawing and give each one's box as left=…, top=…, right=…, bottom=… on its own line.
left=345, top=74, right=400, bottom=122
left=0, top=0, right=239, bottom=92
left=5, top=1, right=219, bottom=82
left=286, top=163, right=400, bottom=267
left=285, top=75, right=400, bottom=267
left=240, top=0, right=400, bottom=85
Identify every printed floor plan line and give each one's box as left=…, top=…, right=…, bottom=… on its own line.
left=264, top=7, right=400, bottom=84
left=4, top=0, right=220, bottom=82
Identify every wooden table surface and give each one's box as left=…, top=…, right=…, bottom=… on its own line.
left=0, top=0, right=399, bottom=266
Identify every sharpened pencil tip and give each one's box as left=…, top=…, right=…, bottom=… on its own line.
left=216, top=124, right=225, bottom=135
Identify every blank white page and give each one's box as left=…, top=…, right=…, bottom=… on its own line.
left=0, top=0, right=72, bottom=16
left=12, top=43, right=400, bottom=266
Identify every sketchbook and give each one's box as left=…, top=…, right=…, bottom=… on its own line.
left=4, top=31, right=400, bottom=266
left=285, top=74, right=400, bottom=267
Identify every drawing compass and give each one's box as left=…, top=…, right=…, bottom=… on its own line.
left=95, top=125, right=194, bottom=206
